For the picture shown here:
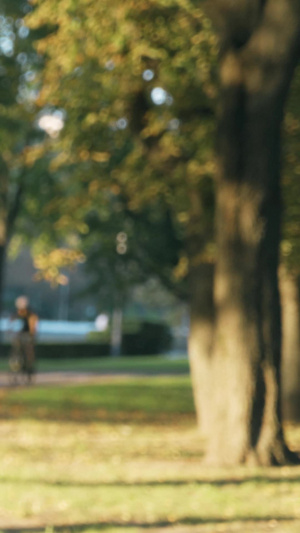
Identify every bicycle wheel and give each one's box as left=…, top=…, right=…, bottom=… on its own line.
left=9, top=347, right=23, bottom=385
left=9, top=350, right=22, bottom=373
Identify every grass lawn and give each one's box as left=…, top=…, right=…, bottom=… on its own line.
left=0, top=373, right=300, bottom=533
left=0, top=354, right=190, bottom=375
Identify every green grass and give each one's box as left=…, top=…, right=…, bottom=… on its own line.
left=0, top=354, right=189, bottom=374
left=0, top=374, right=300, bottom=533
left=0, top=376, right=194, bottom=423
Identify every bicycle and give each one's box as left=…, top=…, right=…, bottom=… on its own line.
left=9, top=333, right=35, bottom=385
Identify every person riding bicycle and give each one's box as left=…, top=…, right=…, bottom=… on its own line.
left=10, top=296, right=39, bottom=380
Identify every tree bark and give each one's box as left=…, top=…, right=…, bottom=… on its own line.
left=0, top=244, right=6, bottom=345
left=186, top=184, right=215, bottom=436
left=0, top=157, right=9, bottom=343
left=188, top=262, right=214, bottom=435
left=280, top=266, right=300, bottom=422
left=202, top=0, right=300, bottom=466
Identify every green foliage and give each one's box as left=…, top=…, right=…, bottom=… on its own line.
left=23, top=0, right=218, bottom=292
left=2, top=342, right=110, bottom=359
left=89, top=320, right=172, bottom=354
left=3, top=0, right=299, bottom=299
left=80, top=196, right=186, bottom=303
left=0, top=1, right=47, bottom=254
left=123, top=320, right=172, bottom=354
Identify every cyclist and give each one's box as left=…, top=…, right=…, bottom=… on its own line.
left=10, top=296, right=39, bottom=382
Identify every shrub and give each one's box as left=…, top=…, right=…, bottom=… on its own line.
left=1, top=321, right=172, bottom=359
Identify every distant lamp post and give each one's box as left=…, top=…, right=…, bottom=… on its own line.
left=110, top=232, right=128, bottom=356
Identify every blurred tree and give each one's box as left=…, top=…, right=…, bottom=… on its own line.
left=0, top=1, right=88, bottom=322
left=0, top=1, right=44, bottom=324
left=26, top=0, right=300, bottom=466
left=204, top=0, right=300, bottom=465
left=279, top=68, right=300, bottom=422
left=82, top=198, right=184, bottom=302
left=26, top=1, right=217, bottom=311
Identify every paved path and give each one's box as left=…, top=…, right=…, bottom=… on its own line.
left=0, top=370, right=173, bottom=388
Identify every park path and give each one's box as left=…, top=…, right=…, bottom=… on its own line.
left=0, top=369, right=172, bottom=388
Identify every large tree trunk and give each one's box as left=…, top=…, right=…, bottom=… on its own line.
left=202, top=0, right=300, bottom=466
left=280, top=266, right=300, bottom=422
left=188, top=263, right=214, bottom=435
left=187, top=184, right=215, bottom=436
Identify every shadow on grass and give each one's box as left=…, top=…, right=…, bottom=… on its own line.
left=1, top=516, right=299, bottom=532
left=0, top=409, right=195, bottom=426
left=1, top=475, right=300, bottom=487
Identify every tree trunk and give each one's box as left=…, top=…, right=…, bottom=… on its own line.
left=202, top=0, right=300, bottom=466
left=0, top=244, right=6, bottom=345
left=186, top=183, right=215, bottom=436
left=188, top=263, right=214, bottom=435
left=280, top=266, right=300, bottom=422
left=110, top=306, right=123, bottom=357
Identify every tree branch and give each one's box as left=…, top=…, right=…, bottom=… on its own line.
left=7, top=173, right=25, bottom=240
left=206, top=0, right=267, bottom=49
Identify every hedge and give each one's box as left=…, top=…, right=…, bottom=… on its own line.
left=0, top=343, right=108, bottom=359
left=1, top=321, right=172, bottom=359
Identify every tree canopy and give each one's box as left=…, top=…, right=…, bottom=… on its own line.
left=24, top=0, right=217, bottom=287
left=24, top=0, right=300, bottom=284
